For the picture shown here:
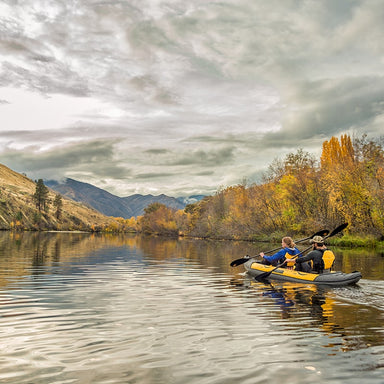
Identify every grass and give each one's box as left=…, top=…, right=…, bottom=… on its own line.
left=329, top=234, right=380, bottom=248
left=249, top=231, right=384, bottom=250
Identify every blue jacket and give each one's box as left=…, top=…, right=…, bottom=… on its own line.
left=263, top=247, right=301, bottom=264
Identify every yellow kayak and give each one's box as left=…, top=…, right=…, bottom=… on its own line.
left=244, top=260, right=362, bottom=287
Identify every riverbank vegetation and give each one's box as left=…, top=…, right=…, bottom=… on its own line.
left=132, top=134, right=384, bottom=247
left=1, top=134, right=383, bottom=248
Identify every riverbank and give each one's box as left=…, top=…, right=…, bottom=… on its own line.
left=4, top=228, right=384, bottom=252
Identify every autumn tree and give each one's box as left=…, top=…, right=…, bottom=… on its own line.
left=319, top=134, right=381, bottom=231
left=353, top=134, right=384, bottom=234
left=138, top=203, right=179, bottom=236
left=260, top=149, right=322, bottom=232
left=130, top=134, right=383, bottom=239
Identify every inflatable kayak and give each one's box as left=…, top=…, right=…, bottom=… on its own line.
left=244, top=259, right=362, bottom=287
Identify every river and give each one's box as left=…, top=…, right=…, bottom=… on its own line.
left=0, top=231, right=383, bottom=384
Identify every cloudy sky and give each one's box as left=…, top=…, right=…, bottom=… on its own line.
left=1, top=0, right=383, bottom=197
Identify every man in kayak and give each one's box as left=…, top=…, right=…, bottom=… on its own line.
left=294, top=235, right=334, bottom=273
left=259, top=237, right=301, bottom=267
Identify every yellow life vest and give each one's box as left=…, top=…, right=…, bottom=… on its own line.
left=322, top=250, right=335, bottom=270
left=284, top=252, right=297, bottom=267
left=308, top=249, right=336, bottom=272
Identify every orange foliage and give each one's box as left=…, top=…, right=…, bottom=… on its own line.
left=130, top=134, right=384, bottom=239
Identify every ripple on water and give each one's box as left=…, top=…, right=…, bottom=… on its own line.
left=1, top=255, right=384, bottom=384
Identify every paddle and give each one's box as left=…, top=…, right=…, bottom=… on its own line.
left=230, top=229, right=329, bottom=267
left=254, top=222, right=348, bottom=280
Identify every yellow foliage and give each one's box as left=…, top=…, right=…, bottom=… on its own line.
left=96, top=134, right=384, bottom=238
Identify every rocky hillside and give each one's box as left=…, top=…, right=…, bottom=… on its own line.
left=0, top=163, right=117, bottom=231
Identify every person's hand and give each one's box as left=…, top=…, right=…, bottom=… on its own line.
left=259, top=252, right=265, bottom=258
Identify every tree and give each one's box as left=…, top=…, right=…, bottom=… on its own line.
left=320, top=135, right=355, bottom=225
left=139, top=203, right=179, bottom=236
left=53, top=194, right=63, bottom=220
left=33, top=179, right=49, bottom=212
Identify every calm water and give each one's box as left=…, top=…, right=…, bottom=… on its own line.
left=0, top=231, right=384, bottom=384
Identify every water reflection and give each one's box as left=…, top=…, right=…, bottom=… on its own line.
left=232, top=276, right=384, bottom=354
left=1, top=231, right=384, bottom=384
left=3, top=232, right=382, bottom=277
left=0, top=231, right=257, bottom=287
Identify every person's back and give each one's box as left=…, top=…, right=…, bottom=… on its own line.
left=260, top=236, right=300, bottom=266
left=294, top=235, right=330, bottom=274
left=304, top=248, right=325, bottom=273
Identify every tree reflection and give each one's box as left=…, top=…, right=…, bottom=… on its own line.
left=1, top=230, right=384, bottom=356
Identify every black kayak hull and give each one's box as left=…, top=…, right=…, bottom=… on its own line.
left=244, top=260, right=362, bottom=287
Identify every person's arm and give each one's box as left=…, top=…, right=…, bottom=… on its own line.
left=296, top=250, right=315, bottom=264
left=264, top=248, right=285, bottom=262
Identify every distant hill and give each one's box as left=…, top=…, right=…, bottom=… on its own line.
left=121, top=193, right=185, bottom=217
left=46, top=178, right=205, bottom=218
left=0, top=163, right=117, bottom=231
left=46, top=178, right=136, bottom=218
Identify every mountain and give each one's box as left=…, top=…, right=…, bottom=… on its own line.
left=46, top=178, right=204, bottom=218
left=0, top=164, right=117, bottom=231
left=122, top=193, right=186, bottom=217
left=177, top=195, right=206, bottom=205
left=46, top=178, right=136, bottom=218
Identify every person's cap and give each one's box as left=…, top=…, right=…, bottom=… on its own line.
left=310, top=235, right=324, bottom=244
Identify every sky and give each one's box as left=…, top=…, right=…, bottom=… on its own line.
left=1, top=0, right=384, bottom=197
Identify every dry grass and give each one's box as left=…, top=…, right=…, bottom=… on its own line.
left=0, top=163, right=117, bottom=231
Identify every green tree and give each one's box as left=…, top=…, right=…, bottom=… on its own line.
left=33, top=179, right=49, bottom=212
left=53, top=194, right=63, bottom=220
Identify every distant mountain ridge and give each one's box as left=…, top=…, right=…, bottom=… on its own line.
left=46, top=178, right=205, bottom=218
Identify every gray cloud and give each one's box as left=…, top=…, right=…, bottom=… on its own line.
left=135, top=172, right=175, bottom=180
left=0, top=0, right=383, bottom=196
left=169, top=147, right=235, bottom=167
left=0, top=140, right=131, bottom=180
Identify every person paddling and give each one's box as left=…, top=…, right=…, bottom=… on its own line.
left=293, top=235, right=334, bottom=273
left=260, top=237, right=300, bottom=267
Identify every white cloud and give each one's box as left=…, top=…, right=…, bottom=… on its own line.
left=0, top=87, right=121, bottom=134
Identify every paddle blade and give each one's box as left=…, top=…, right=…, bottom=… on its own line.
left=230, top=256, right=250, bottom=267
left=295, top=228, right=329, bottom=244
left=315, top=229, right=329, bottom=237
left=327, top=222, right=348, bottom=238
